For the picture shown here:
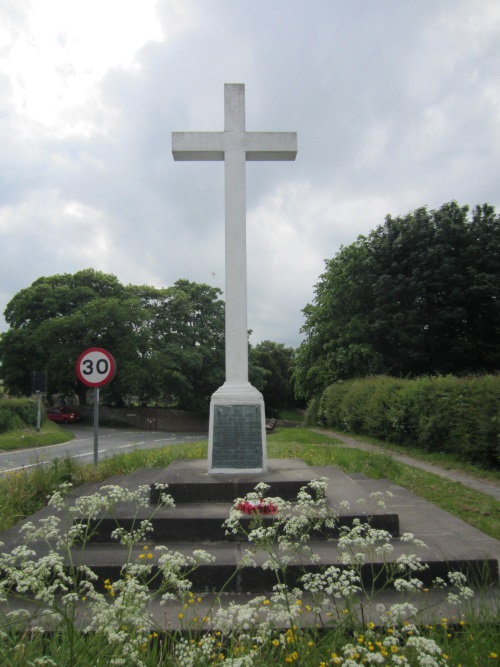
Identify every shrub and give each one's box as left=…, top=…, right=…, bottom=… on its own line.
left=317, top=374, right=500, bottom=467
left=0, top=397, right=38, bottom=433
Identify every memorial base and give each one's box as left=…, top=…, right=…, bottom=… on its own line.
left=208, top=382, right=267, bottom=474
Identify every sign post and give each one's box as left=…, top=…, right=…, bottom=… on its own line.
left=76, top=348, right=116, bottom=466
left=30, top=371, right=47, bottom=433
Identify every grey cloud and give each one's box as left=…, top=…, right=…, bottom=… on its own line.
left=1, top=0, right=499, bottom=348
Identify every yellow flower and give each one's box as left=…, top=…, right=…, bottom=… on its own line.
left=147, top=553, right=153, bottom=559
left=490, top=653, right=498, bottom=659
left=178, top=613, right=184, bottom=620
left=272, top=639, right=279, bottom=647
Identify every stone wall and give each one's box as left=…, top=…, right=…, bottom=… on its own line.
left=70, top=406, right=208, bottom=432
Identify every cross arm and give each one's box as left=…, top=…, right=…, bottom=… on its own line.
left=245, top=132, right=297, bottom=161
left=172, top=131, right=225, bottom=161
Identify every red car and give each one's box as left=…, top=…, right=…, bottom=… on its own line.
left=46, top=408, right=82, bottom=424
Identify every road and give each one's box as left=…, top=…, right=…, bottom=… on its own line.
left=0, top=425, right=208, bottom=475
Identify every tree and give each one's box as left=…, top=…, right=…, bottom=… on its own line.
left=294, top=202, right=500, bottom=399
left=142, top=280, right=225, bottom=412
left=0, top=270, right=226, bottom=411
left=250, top=340, right=295, bottom=417
left=0, top=270, right=131, bottom=402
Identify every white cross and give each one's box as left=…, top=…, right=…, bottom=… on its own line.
left=172, top=83, right=297, bottom=387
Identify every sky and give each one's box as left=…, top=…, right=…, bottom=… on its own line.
left=1, top=0, right=499, bottom=349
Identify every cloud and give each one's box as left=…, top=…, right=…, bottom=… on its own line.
left=1, top=0, right=499, bottom=351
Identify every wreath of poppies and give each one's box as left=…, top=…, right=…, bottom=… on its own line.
left=236, top=499, right=279, bottom=515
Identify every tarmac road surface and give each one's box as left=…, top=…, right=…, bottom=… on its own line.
left=0, top=425, right=207, bottom=475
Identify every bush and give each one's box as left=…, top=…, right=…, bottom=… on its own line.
left=0, top=397, right=38, bottom=433
left=317, top=374, right=500, bottom=468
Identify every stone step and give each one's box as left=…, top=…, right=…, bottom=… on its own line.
left=80, top=503, right=401, bottom=542
left=147, top=458, right=322, bottom=504
left=66, top=539, right=499, bottom=593
left=3, top=585, right=499, bottom=634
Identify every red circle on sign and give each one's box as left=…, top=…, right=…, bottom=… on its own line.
left=76, top=348, right=116, bottom=387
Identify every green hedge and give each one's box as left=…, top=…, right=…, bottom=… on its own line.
left=0, top=398, right=39, bottom=433
left=307, top=375, right=500, bottom=468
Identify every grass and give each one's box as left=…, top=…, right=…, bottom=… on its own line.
left=315, top=427, right=500, bottom=483
left=279, top=408, right=306, bottom=422
left=0, top=420, right=74, bottom=451
left=0, top=440, right=209, bottom=531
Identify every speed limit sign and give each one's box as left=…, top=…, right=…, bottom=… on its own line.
left=76, top=348, right=116, bottom=387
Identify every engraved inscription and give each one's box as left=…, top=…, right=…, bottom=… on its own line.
left=212, top=404, right=263, bottom=469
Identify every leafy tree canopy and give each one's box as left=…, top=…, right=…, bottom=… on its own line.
left=294, top=202, right=500, bottom=399
left=0, top=269, right=226, bottom=411
left=250, top=340, right=296, bottom=417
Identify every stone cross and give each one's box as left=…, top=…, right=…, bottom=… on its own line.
left=172, top=83, right=297, bottom=473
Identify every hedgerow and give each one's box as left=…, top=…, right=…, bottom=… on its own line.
left=0, top=397, right=38, bottom=433
left=307, top=375, right=500, bottom=467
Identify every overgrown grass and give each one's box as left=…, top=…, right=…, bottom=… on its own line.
left=0, top=441, right=208, bottom=532
left=0, top=420, right=74, bottom=451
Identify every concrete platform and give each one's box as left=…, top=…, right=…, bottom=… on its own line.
left=0, top=458, right=498, bottom=631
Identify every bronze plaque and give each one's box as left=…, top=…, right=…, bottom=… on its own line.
left=212, top=404, right=263, bottom=469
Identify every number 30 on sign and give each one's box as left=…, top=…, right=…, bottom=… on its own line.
left=76, top=348, right=116, bottom=387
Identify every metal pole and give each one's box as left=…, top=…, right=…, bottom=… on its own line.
left=36, top=391, right=41, bottom=432
left=93, top=387, right=99, bottom=467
